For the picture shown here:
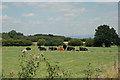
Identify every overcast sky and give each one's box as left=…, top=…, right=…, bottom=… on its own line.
left=1, top=2, right=118, bottom=38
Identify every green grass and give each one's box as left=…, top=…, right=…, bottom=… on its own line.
left=2, top=46, right=118, bottom=78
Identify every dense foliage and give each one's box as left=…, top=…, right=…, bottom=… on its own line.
left=85, top=38, right=94, bottom=47
left=2, top=30, right=24, bottom=39
left=25, top=34, right=71, bottom=42
left=2, top=30, right=72, bottom=45
left=2, top=39, right=32, bottom=46
left=45, top=39, right=64, bottom=46
left=37, top=39, right=47, bottom=46
left=94, top=25, right=119, bottom=47
left=68, top=39, right=83, bottom=46
left=113, top=38, right=120, bottom=46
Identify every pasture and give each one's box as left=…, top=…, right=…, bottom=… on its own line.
left=2, top=46, right=118, bottom=78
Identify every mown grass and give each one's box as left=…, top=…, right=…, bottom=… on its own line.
left=2, top=46, right=118, bottom=78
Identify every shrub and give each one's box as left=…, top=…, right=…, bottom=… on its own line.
left=37, top=39, right=47, bottom=46
left=9, top=52, right=64, bottom=78
left=68, top=39, right=83, bottom=46
left=45, top=39, right=64, bottom=46
left=85, top=38, right=94, bottom=47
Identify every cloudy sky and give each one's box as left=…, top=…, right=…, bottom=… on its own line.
left=1, top=2, right=118, bottom=38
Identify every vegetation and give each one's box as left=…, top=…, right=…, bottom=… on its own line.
left=37, top=39, right=47, bottom=46
left=2, top=30, right=71, bottom=43
left=1, top=24, right=119, bottom=78
left=85, top=38, right=94, bottom=47
left=2, top=30, right=24, bottom=40
left=114, top=38, right=120, bottom=46
left=94, top=25, right=119, bottom=47
left=18, top=52, right=63, bottom=78
left=18, top=52, right=41, bottom=78
left=1, top=24, right=120, bottom=47
left=2, top=46, right=118, bottom=78
left=68, top=39, right=83, bottom=46
left=45, top=39, right=64, bottom=46
left=2, top=39, right=32, bottom=46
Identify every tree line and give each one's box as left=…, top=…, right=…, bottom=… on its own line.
left=1, top=24, right=120, bottom=47
left=1, top=30, right=71, bottom=46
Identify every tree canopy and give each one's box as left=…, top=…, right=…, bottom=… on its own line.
left=2, top=30, right=72, bottom=42
left=37, top=39, right=47, bottom=46
left=94, top=25, right=119, bottom=47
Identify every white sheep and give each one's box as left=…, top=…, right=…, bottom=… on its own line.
left=22, top=49, right=27, bottom=53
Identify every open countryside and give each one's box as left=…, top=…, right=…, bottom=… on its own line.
left=2, top=46, right=118, bottom=78
left=1, top=2, right=119, bottom=79
left=2, top=28, right=119, bottom=78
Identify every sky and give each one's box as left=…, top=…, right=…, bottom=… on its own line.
left=1, top=2, right=118, bottom=38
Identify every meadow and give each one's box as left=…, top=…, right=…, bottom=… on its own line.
left=2, top=46, right=118, bottom=78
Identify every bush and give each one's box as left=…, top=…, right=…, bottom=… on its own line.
left=2, top=39, right=32, bottom=46
left=37, top=39, right=47, bottom=46
left=68, top=39, right=83, bottom=46
left=85, top=38, right=94, bottom=47
left=45, top=39, right=64, bottom=46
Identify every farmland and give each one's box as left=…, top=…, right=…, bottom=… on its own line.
left=2, top=46, right=118, bottom=78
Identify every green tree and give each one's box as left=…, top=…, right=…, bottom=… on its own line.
left=8, top=30, right=17, bottom=39
left=68, top=39, right=83, bottom=46
left=2, top=33, right=11, bottom=39
left=110, top=28, right=119, bottom=44
left=94, top=25, right=118, bottom=47
left=6, top=30, right=24, bottom=39
left=37, top=39, right=47, bottom=46
left=114, top=38, right=120, bottom=46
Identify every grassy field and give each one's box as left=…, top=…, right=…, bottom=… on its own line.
left=2, top=46, right=118, bottom=78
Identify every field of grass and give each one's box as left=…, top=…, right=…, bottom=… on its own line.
left=2, top=46, right=118, bottom=78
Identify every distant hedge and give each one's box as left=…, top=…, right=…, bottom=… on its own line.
left=2, top=39, right=32, bottom=46
left=85, top=38, right=94, bottom=47
left=68, top=39, right=83, bottom=46
left=45, top=39, right=64, bottom=46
